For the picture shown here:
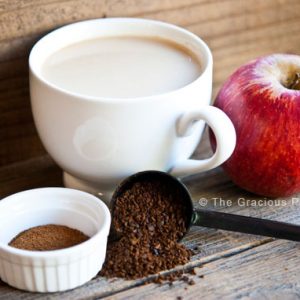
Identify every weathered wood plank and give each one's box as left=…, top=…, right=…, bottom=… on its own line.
left=138, top=0, right=291, bottom=26
left=108, top=239, right=300, bottom=300
left=105, top=0, right=206, bottom=17
left=0, top=0, right=106, bottom=41
left=0, top=156, right=61, bottom=198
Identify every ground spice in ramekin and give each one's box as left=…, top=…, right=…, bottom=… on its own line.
left=9, top=224, right=89, bottom=251
left=100, top=179, right=192, bottom=279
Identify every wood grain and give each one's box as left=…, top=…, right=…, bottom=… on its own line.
left=108, top=240, right=300, bottom=300
left=0, top=156, right=61, bottom=198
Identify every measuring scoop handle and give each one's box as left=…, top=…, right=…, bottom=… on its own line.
left=192, top=209, right=300, bottom=242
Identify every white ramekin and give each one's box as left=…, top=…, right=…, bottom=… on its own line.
left=0, top=188, right=111, bottom=293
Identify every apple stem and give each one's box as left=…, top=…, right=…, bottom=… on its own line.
left=287, top=72, right=300, bottom=90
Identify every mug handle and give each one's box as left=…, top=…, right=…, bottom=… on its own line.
left=171, top=106, right=236, bottom=177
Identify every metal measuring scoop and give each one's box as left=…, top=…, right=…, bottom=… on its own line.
left=111, top=170, right=300, bottom=242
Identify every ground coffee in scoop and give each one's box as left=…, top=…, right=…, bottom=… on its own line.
left=100, top=179, right=192, bottom=279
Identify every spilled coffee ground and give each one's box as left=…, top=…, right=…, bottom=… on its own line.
left=100, top=180, right=192, bottom=279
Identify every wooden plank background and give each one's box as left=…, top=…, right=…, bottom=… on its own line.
left=0, top=0, right=300, bottom=299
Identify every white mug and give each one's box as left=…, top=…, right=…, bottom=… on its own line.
left=29, top=18, right=236, bottom=202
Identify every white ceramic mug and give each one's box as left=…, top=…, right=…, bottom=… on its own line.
left=29, top=18, right=236, bottom=202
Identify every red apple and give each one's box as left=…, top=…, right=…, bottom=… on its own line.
left=210, top=54, right=300, bottom=197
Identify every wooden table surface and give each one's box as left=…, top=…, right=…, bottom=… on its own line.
left=0, top=0, right=300, bottom=299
